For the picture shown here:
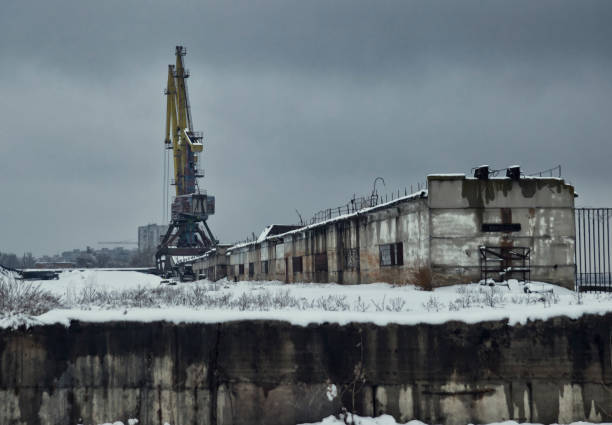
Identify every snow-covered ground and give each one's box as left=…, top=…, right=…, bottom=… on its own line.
left=1, top=269, right=612, bottom=328
left=42, top=269, right=162, bottom=296
left=300, top=415, right=607, bottom=425
left=89, top=416, right=608, bottom=425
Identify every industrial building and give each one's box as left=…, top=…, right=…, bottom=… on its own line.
left=138, top=224, right=169, bottom=252
left=190, top=167, right=576, bottom=289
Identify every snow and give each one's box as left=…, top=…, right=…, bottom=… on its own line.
left=257, top=225, right=274, bottom=243
left=300, top=414, right=424, bottom=425
left=85, top=418, right=608, bottom=425
left=90, top=421, right=142, bottom=425
left=1, top=269, right=611, bottom=329
left=299, top=416, right=607, bottom=425
left=226, top=191, right=428, bottom=253
left=326, top=384, right=338, bottom=401
left=88, top=420, right=607, bottom=425
left=41, top=269, right=162, bottom=297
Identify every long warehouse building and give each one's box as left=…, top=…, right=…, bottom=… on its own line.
left=189, top=170, right=576, bottom=289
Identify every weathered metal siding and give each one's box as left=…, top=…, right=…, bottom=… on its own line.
left=428, top=176, right=575, bottom=288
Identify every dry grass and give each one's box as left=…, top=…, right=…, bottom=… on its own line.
left=410, top=266, right=433, bottom=291
left=0, top=275, right=61, bottom=316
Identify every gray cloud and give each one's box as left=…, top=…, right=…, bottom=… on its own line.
left=1, top=0, right=611, bottom=255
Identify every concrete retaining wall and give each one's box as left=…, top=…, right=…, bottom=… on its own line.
left=1, top=314, right=610, bottom=424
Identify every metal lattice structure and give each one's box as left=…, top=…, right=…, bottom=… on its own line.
left=479, top=246, right=531, bottom=283
left=156, top=46, right=217, bottom=276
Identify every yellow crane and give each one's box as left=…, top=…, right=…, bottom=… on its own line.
left=164, top=45, right=203, bottom=196
left=156, top=46, right=217, bottom=276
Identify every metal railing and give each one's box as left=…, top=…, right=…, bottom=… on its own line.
left=307, top=185, right=428, bottom=226
left=527, top=165, right=562, bottom=178
left=575, top=208, right=611, bottom=292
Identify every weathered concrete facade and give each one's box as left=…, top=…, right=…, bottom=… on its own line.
left=1, top=315, right=610, bottom=424
left=192, top=175, right=575, bottom=288
left=428, top=175, right=576, bottom=287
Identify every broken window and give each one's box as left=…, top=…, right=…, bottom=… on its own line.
left=239, top=264, right=244, bottom=275
left=379, top=243, right=404, bottom=266
left=262, top=260, right=269, bottom=274
left=248, top=262, right=254, bottom=277
left=292, top=256, right=303, bottom=274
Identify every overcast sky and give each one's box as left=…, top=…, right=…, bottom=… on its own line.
left=1, top=0, right=611, bottom=256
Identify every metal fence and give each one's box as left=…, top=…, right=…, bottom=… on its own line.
left=575, top=208, right=612, bottom=292
left=308, top=185, right=428, bottom=226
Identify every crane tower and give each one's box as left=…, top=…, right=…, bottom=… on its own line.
left=156, top=46, right=217, bottom=275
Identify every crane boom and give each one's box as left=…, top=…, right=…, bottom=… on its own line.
left=156, top=46, right=217, bottom=276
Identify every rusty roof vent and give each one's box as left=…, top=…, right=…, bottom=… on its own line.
left=506, top=165, right=521, bottom=180
left=474, top=165, right=490, bottom=180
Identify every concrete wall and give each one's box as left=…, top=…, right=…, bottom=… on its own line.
left=1, top=315, right=610, bottom=424
left=357, top=198, right=430, bottom=284
left=204, top=197, right=430, bottom=286
left=193, top=247, right=229, bottom=281
left=428, top=176, right=575, bottom=287
left=191, top=175, right=575, bottom=288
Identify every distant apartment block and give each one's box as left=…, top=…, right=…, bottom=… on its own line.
left=138, top=224, right=169, bottom=252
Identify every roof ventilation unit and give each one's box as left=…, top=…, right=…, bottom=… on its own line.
left=506, top=165, right=521, bottom=180
left=474, top=165, right=490, bottom=180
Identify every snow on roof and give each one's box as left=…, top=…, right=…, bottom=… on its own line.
left=257, top=225, right=274, bottom=243
left=175, top=247, right=223, bottom=265
left=226, top=190, right=428, bottom=252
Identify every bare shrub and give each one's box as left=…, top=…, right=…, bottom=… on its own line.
left=453, top=285, right=478, bottom=309
left=370, top=296, right=386, bottom=312
left=410, top=266, right=433, bottom=291
left=541, top=291, right=559, bottom=307
left=78, top=285, right=100, bottom=305
left=235, top=292, right=252, bottom=311
left=448, top=301, right=460, bottom=311
left=190, top=285, right=208, bottom=306
left=386, top=297, right=407, bottom=312
left=480, top=286, right=506, bottom=308
left=0, top=275, right=61, bottom=316
left=573, top=291, right=583, bottom=305
left=422, top=296, right=444, bottom=312
left=272, top=289, right=296, bottom=309
left=315, top=295, right=349, bottom=311
left=353, top=296, right=369, bottom=312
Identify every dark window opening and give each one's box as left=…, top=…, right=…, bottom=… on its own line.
left=481, top=223, right=521, bottom=232
left=239, top=264, right=244, bottom=275
left=248, top=262, right=254, bottom=277
left=262, top=260, right=269, bottom=274
left=292, top=256, right=303, bottom=274
left=379, top=242, right=404, bottom=266
left=314, top=253, right=328, bottom=272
